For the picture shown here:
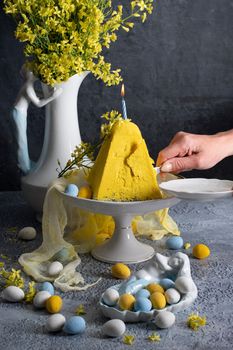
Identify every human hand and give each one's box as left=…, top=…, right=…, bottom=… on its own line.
left=157, top=131, right=233, bottom=173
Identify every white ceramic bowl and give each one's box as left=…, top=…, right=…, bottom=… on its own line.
left=99, top=252, right=198, bottom=322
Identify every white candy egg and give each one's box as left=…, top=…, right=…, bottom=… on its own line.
left=135, top=269, right=152, bottom=281
left=165, top=288, right=181, bottom=304
left=2, top=286, right=25, bottom=302
left=18, top=227, right=37, bottom=240
left=33, top=291, right=51, bottom=308
left=175, top=276, right=195, bottom=293
left=154, top=311, right=176, bottom=329
left=47, top=261, right=63, bottom=277
left=102, top=288, right=119, bottom=306
left=46, top=313, right=66, bottom=332
left=102, top=319, right=126, bottom=337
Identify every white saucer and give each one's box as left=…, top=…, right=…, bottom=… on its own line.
left=159, top=178, right=233, bottom=201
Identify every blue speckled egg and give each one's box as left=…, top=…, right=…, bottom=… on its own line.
left=64, top=184, right=79, bottom=197
left=160, top=278, right=175, bottom=290
left=134, top=297, right=152, bottom=312
left=63, top=316, right=86, bottom=335
left=54, top=248, right=70, bottom=263
left=38, top=282, right=54, bottom=295
left=166, top=236, right=184, bottom=250
left=135, top=288, right=150, bottom=299
left=166, top=274, right=176, bottom=282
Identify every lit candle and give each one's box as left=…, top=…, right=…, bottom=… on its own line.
left=121, top=84, right=128, bottom=120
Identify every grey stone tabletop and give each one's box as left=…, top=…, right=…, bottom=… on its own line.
left=0, top=191, right=232, bottom=350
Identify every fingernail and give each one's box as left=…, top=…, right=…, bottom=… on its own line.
left=154, top=166, right=160, bottom=174
left=161, top=162, right=172, bottom=172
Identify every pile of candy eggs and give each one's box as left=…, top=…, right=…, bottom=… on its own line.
left=101, top=273, right=196, bottom=328
left=101, top=282, right=177, bottom=329
left=2, top=281, right=86, bottom=336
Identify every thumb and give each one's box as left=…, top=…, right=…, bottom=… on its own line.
left=156, top=144, right=182, bottom=167
left=160, top=155, right=200, bottom=173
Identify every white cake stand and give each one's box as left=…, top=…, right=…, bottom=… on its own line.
left=60, top=173, right=180, bottom=264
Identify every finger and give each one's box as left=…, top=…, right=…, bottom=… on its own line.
left=160, top=155, right=200, bottom=173
left=156, top=143, right=184, bottom=167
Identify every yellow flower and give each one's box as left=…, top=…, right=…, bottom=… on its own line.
left=141, top=12, right=147, bottom=23
left=24, top=281, right=37, bottom=303
left=3, top=0, right=154, bottom=86
left=75, top=304, right=86, bottom=315
left=147, top=332, right=161, bottom=342
left=187, top=313, right=206, bottom=331
left=0, top=267, right=25, bottom=288
left=100, top=110, right=124, bottom=138
left=184, top=242, right=191, bottom=250
left=123, top=334, right=135, bottom=345
left=0, top=254, right=8, bottom=259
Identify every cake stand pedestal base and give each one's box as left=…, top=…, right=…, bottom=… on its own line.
left=92, top=215, right=154, bottom=264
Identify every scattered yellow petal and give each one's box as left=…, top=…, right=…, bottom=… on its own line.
left=147, top=332, right=161, bottom=342
left=24, top=281, right=37, bottom=303
left=184, top=242, right=191, bottom=250
left=0, top=254, right=8, bottom=259
left=0, top=262, right=5, bottom=267
left=7, top=227, right=17, bottom=232
left=187, top=313, right=206, bottom=331
left=0, top=267, right=25, bottom=288
left=75, top=304, right=86, bottom=315
left=123, top=334, right=135, bottom=345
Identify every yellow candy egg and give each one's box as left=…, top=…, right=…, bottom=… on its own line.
left=118, top=294, right=135, bottom=310
left=111, top=263, right=131, bottom=279
left=78, top=186, right=92, bottom=199
left=150, top=292, right=166, bottom=309
left=46, top=295, right=63, bottom=314
left=147, top=283, right=164, bottom=294
left=192, top=244, right=210, bottom=259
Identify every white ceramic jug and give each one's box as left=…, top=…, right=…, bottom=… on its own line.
left=13, top=72, right=89, bottom=219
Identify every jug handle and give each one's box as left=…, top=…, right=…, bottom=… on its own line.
left=12, top=80, right=62, bottom=175
left=12, top=106, right=32, bottom=175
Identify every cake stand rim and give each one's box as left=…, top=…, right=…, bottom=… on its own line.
left=58, top=190, right=180, bottom=215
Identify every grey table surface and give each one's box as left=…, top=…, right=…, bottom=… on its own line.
left=0, top=191, right=233, bottom=350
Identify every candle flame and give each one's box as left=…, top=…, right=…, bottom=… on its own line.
left=121, top=84, right=125, bottom=98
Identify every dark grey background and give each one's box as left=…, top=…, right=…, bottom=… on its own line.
left=1, top=0, right=233, bottom=191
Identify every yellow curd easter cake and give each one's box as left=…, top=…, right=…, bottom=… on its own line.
left=18, top=117, right=180, bottom=289
left=87, top=119, right=162, bottom=201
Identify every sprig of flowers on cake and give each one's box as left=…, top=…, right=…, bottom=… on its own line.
left=4, top=0, right=154, bottom=86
